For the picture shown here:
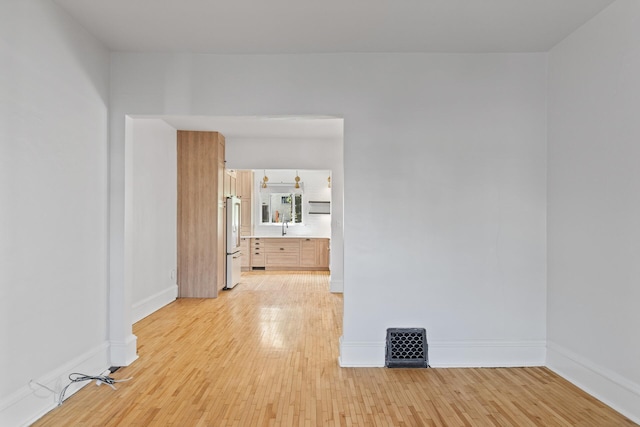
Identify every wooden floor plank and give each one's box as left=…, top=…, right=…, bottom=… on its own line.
left=33, top=271, right=636, bottom=426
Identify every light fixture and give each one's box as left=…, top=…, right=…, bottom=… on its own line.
left=327, top=176, right=331, bottom=188
left=294, top=170, right=300, bottom=189
left=262, top=170, right=268, bottom=188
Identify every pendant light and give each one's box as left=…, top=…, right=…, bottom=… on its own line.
left=294, top=170, right=300, bottom=189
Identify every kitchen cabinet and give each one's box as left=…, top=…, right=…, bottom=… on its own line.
left=177, top=131, right=226, bottom=298
left=300, top=238, right=317, bottom=267
left=318, top=238, right=330, bottom=268
left=240, top=237, right=250, bottom=270
left=240, top=199, right=251, bottom=236
left=248, top=238, right=329, bottom=271
left=251, top=238, right=265, bottom=268
left=301, top=238, right=330, bottom=268
left=264, top=239, right=301, bottom=268
left=236, top=170, right=253, bottom=199
left=224, top=169, right=237, bottom=197
left=236, top=170, right=253, bottom=236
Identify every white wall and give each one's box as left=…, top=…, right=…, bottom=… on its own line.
left=130, top=119, right=177, bottom=322
left=0, top=0, right=111, bottom=425
left=227, top=136, right=344, bottom=291
left=109, top=52, right=548, bottom=368
left=547, top=0, right=640, bottom=422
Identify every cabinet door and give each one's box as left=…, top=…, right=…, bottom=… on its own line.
left=264, top=239, right=300, bottom=268
left=300, top=239, right=318, bottom=267
left=240, top=238, right=250, bottom=268
left=318, top=239, right=330, bottom=268
left=237, top=170, right=253, bottom=199
left=224, top=170, right=237, bottom=197
left=230, top=175, right=237, bottom=197
left=240, top=198, right=251, bottom=236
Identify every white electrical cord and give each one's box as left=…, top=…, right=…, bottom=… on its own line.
left=58, top=372, right=132, bottom=406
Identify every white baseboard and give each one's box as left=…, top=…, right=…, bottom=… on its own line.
left=109, top=334, right=138, bottom=367
left=339, top=337, right=546, bottom=368
left=330, top=279, right=343, bottom=293
left=0, top=341, right=110, bottom=427
left=339, top=337, right=385, bottom=367
left=547, top=341, right=640, bottom=424
left=132, top=285, right=178, bottom=323
left=429, top=340, right=546, bottom=367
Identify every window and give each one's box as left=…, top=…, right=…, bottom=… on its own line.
left=260, top=192, right=303, bottom=224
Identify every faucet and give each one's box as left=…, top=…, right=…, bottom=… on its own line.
left=282, top=220, right=289, bottom=236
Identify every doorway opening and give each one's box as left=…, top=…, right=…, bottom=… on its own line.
left=123, top=115, right=344, bottom=325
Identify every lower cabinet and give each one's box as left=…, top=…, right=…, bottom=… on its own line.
left=240, top=237, right=250, bottom=270
left=264, top=239, right=300, bottom=267
left=301, top=238, right=330, bottom=268
left=317, top=238, right=330, bottom=269
left=251, top=238, right=265, bottom=268
left=249, top=237, right=329, bottom=270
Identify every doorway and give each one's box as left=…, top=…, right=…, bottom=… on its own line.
left=123, top=115, right=344, bottom=324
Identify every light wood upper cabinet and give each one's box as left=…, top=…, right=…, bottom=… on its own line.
left=224, top=169, right=237, bottom=198
left=236, top=170, right=253, bottom=236
left=177, top=131, right=226, bottom=298
left=240, top=199, right=251, bottom=236
left=236, top=170, right=253, bottom=199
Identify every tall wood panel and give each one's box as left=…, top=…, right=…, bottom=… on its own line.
left=177, top=131, right=225, bottom=298
left=216, top=138, right=225, bottom=292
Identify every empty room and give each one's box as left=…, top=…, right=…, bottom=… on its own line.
left=1, top=0, right=639, bottom=425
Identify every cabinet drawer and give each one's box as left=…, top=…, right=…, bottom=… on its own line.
left=265, top=253, right=300, bottom=267
left=264, top=240, right=300, bottom=253
left=252, top=253, right=265, bottom=267
left=301, top=238, right=316, bottom=250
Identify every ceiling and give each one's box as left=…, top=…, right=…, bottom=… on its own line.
left=157, top=115, right=344, bottom=139
left=53, top=0, right=615, bottom=54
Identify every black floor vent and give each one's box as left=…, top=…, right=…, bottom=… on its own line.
left=385, top=328, right=429, bottom=368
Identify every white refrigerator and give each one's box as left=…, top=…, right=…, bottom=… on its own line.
left=225, top=196, right=242, bottom=289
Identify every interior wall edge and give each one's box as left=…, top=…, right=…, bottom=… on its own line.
left=330, top=279, right=344, bottom=293
left=546, top=341, right=640, bottom=424
left=338, top=339, right=546, bottom=368
left=0, top=342, right=110, bottom=427
left=131, top=285, right=178, bottom=324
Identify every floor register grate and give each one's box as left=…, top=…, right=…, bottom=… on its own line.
left=385, top=328, right=429, bottom=368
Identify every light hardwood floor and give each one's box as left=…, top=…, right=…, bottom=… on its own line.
left=34, top=271, right=636, bottom=426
